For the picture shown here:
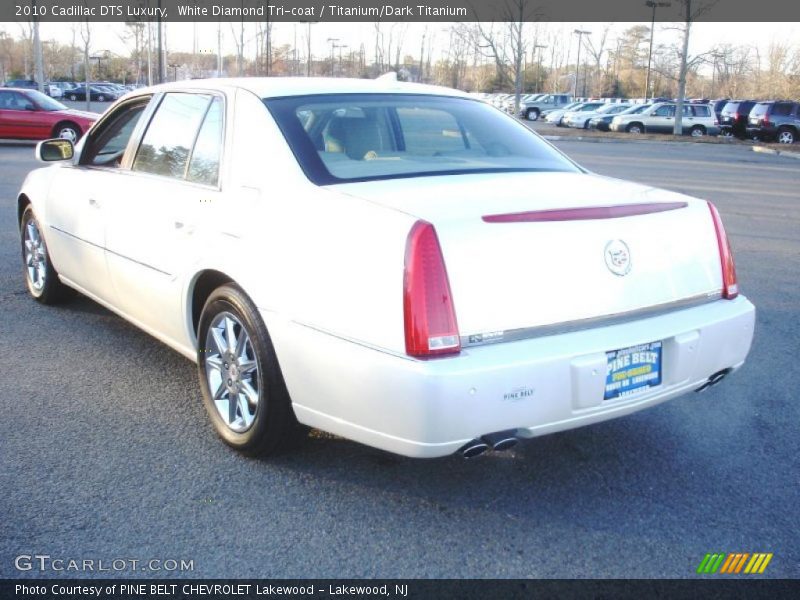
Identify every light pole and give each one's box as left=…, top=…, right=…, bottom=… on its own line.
left=534, top=44, right=547, bottom=93
left=573, top=30, right=591, bottom=98
left=645, top=1, right=671, bottom=100
left=300, top=21, right=316, bottom=77
left=326, top=38, right=339, bottom=76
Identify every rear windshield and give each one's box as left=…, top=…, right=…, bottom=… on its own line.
left=750, top=103, right=770, bottom=117
left=721, top=102, right=738, bottom=114
left=265, top=94, right=580, bottom=185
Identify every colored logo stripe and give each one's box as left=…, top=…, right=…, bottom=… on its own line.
left=698, top=552, right=773, bottom=574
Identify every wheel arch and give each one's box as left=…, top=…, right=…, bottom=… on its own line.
left=189, top=269, right=236, bottom=339
left=17, top=194, right=31, bottom=229
left=51, top=120, right=81, bottom=139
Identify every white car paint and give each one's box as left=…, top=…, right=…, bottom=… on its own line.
left=18, top=78, right=755, bottom=458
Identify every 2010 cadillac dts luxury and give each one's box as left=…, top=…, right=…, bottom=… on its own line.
left=18, top=78, right=755, bottom=458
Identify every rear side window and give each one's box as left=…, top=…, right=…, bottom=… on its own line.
left=690, top=105, right=710, bottom=117
left=772, top=102, right=793, bottom=117
left=133, top=93, right=211, bottom=179
left=187, top=97, right=224, bottom=186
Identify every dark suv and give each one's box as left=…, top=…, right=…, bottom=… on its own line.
left=746, top=101, right=800, bottom=144
left=719, top=100, right=756, bottom=138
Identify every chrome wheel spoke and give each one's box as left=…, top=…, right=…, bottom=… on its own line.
left=212, top=377, right=227, bottom=400
left=239, top=359, right=257, bottom=376
left=210, top=325, right=228, bottom=355
left=238, top=394, right=254, bottom=428
left=225, top=316, right=238, bottom=354
left=241, top=380, right=258, bottom=406
left=206, top=354, right=224, bottom=373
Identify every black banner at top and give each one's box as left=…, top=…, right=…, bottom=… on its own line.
left=3, top=0, right=800, bottom=22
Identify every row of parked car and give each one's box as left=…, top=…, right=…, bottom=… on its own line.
left=3, top=79, right=143, bottom=102
left=472, top=92, right=800, bottom=144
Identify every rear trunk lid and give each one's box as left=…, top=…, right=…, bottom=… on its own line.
left=335, top=172, right=723, bottom=338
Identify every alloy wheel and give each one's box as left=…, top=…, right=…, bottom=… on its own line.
left=23, top=218, right=47, bottom=292
left=778, top=130, right=795, bottom=144
left=203, top=312, right=260, bottom=433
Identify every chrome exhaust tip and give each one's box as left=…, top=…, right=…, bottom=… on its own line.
left=695, top=368, right=732, bottom=393
left=459, top=439, right=489, bottom=459
left=482, top=430, right=519, bottom=452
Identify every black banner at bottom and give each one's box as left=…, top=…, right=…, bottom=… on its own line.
left=3, top=579, right=800, bottom=600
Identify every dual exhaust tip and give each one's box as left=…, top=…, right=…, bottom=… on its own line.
left=459, top=430, right=518, bottom=459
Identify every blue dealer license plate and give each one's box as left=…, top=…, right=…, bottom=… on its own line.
left=604, top=341, right=663, bottom=400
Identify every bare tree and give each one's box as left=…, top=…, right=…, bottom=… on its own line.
left=671, top=0, right=719, bottom=135
left=473, top=0, right=538, bottom=113
left=583, top=25, right=612, bottom=97
left=79, top=12, right=91, bottom=112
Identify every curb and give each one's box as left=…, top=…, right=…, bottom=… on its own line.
left=752, top=145, right=800, bottom=160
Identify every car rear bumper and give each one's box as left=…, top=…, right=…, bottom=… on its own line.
left=267, top=296, right=755, bottom=458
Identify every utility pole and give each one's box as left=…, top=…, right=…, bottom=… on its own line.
left=217, top=22, right=222, bottom=77
left=534, top=44, right=547, bottom=93
left=32, top=0, right=45, bottom=93
left=326, top=38, right=339, bottom=76
left=573, top=29, right=591, bottom=98
left=709, top=52, right=723, bottom=98
left=157, top=0, right=163, bottom=83
left=645, top=1, right=671, bottom=100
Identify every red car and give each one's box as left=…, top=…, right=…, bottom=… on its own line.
left=0, top=87, right=97, bottom=143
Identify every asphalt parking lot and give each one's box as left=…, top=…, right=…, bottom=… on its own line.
left=1, top=137, right=798, bottom=579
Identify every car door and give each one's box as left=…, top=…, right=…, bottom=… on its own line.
left=0, top=90, right=16, bottom=138
left=647, top=104, right=675, bottom=133
left=44, top=96, right=153, bottom=301
left=103, top=92, right=226, bottom=346
left=0, top=91, right=47, bottom=139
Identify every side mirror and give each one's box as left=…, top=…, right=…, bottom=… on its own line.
left=36, top=138, right=74, bottom=163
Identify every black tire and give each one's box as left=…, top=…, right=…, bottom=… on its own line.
left=197, top=283, right=304, bottom=456
left=19, top=205, right=72, bottom=305
left=68, top=94, right=77, bottom=101
left=526, top=108, right=540, bottom=121
left=626, top=123, right=644, bottom=134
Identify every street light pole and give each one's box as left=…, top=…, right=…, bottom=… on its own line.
left=645, top=1, right=671, bottom=101
left=573, top=30, right=591, bottom=98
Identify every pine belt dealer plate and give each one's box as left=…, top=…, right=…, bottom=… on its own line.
left=604, top=341, right=663, bottom=400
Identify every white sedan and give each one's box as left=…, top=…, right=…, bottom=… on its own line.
left=18, top=78, right=755, bottom=458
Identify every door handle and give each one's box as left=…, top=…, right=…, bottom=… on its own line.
left=174, top=221, right=195, bottom=234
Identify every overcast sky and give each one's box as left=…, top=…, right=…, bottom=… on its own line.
left=1, top=21, right=797, bottom=75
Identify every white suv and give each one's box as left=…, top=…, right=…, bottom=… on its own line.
left=610, top=102, right=719, bottom=136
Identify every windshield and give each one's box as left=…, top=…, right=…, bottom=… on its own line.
left=562, top=102, right=582, bottom=111
left=623, top=104, right=650, bottom=115
left=26, top=90, right=67, bottom=111
left=266, top=94, right=580, bottom=185
left=597, top=104, right=629, bottom=114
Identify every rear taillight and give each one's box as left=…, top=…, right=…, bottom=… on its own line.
left=707, top=202, right=739, bottom=299
left=763, top=113, right=769, bottom=125
left=403, top=221, right=460, bottom=357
